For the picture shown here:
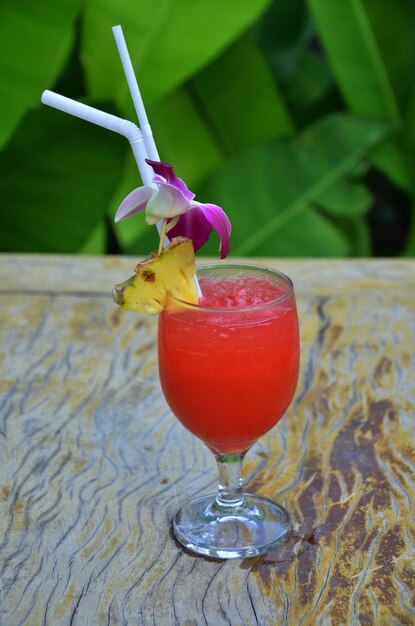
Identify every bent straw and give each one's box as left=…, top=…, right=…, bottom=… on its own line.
left=41, top=90, right=155, bottom=187
left=112, top=25, right=159, bottom=161
left=42, top=40, right=201, bottom=295
left=40, top=91, right=190, bottom=272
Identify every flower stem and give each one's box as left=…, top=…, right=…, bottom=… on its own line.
left=158, top=218, right=168, bottom=256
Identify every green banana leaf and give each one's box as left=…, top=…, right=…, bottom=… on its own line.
left=0, top=0, right=82, bottom=150
left=403, top=89, right=415, bottom=255
left=306, top=0, right=413, bottom=121
left=0, top=0, right=409, bottom=258
left=82, top=0, right=272, bottom=112
left=190, top=34, right=293, bottom=154
left=315, top=178, right=373, bottom=218
left=404, top=215, right=415, bottom=256
left=198, top=114, right=389, bottom=256
left=149, top=88, right=225, bottom=188
left=255, top=0, right=335, bottom=124
left=255, top=0, right=309, bottom=79
left=333, top=218, right=372, bottom=256
left=0, top=106, right=126, bottom=253
left=371, top=139, right=412, bottom=193
left=307, top=0, right=415, bottom=201
left=78, top=222, right=107, bottom=254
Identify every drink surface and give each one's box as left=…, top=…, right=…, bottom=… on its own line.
left=197, top=276, right=286, bottom=308
left=158, top=274, right=299, bottom=455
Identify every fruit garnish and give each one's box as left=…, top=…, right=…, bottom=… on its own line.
left=113, top=160, right=232, bottom=315
left=115, top=160, right=232, bottom=259
left=113, top=237, right=198, bottom=314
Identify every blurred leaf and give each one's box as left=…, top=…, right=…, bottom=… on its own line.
left=82, top=0, right=272, bottom=111
left=403, top=208, right=415, bottom=256
left=119, top=224, right=160, bottom=257
left=334, top=218, right=372, bottom=256
left=255, top=0, right=310, bottom=80
left=348, top=160, right=371, bottom=180
left=371, top=138, right=412, bottom=193
left=363, top=0, right=415, bottom=110
left=0, top=0, right=82, bottom=150
left=350, top=219, right=372, bottom=256
left=255, top=1, right=337, bottom=127
left=149, top=88, right=224, bottom=187
left=315, top=178, right=373, bottom=218
left=53, top=25, right=86, bottom=98
left=109, top=153, right=152, bottom=250
left=405, top=87, right=415, bottom=150
left=283, top=49, right=334, bottom=120
left=200, top=114, right=389, bottom=256
left=198, top=199, right=350, bottom=258
left=403, top=90, right=415, bottom=256
left=190, top=34, right=293, bottom=154
left=78, top=221, right=106, bottom=254
left=262, top=209, right=351, bottom=257
left=307, top=0, right=405, bottom=121
left=0, top=106, right=126, bottom=252
left=306, top=0, right=415, bottom=218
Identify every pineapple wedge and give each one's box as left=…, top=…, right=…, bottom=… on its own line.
left=113, top=237, right=198, bottom=314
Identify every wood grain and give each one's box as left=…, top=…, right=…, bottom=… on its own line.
left=0, top=254, right=414, bottom=625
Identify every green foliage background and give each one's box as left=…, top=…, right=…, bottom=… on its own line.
left=1, top=0, right=414, bottom=257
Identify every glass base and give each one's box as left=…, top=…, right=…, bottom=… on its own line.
left=173, top=493, right=291, bottom=559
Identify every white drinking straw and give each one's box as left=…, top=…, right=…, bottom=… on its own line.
left=112, top=25, right=160, bottom=162
left=41, top=32, right=201, bottom=295
left=41, top=90, right=155, bottom=187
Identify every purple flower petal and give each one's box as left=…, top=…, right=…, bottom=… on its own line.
left=168, top=206, right=212, bottom=252
left=196, top=202, right=232, bottom=259
left=145, top=181, right=192, bottom=225
left=115, top=186, right=153, bottom=222
left=146, top=160, right=176, bottom=182
left=146, top=159, right=194, bottom=202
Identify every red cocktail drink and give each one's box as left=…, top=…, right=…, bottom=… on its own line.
left=159, top=269, right=299, bottom=455
left=158, top=264, right=299, bottom=560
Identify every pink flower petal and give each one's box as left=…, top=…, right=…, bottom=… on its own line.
left=146, top=159, right=194, bottom=202
left=197, top=203, right=232, bottom=259
left=114, top=186, right=153, bottom=222
left=167, top=206, right=212, bottom=252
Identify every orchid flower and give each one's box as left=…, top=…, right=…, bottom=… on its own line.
left=114, top=160, right=232, bottom=259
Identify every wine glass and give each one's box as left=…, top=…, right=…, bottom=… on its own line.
left=158, top=263, right=300, bottom=559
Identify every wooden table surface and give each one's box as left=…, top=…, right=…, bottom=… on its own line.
left=0, top=255, right=414, bottom=626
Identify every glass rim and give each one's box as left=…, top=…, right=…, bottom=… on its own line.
left=167, top=262, right=295, bottom=313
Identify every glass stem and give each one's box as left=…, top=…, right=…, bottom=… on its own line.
left=215, top=453, right=246, bottom=509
